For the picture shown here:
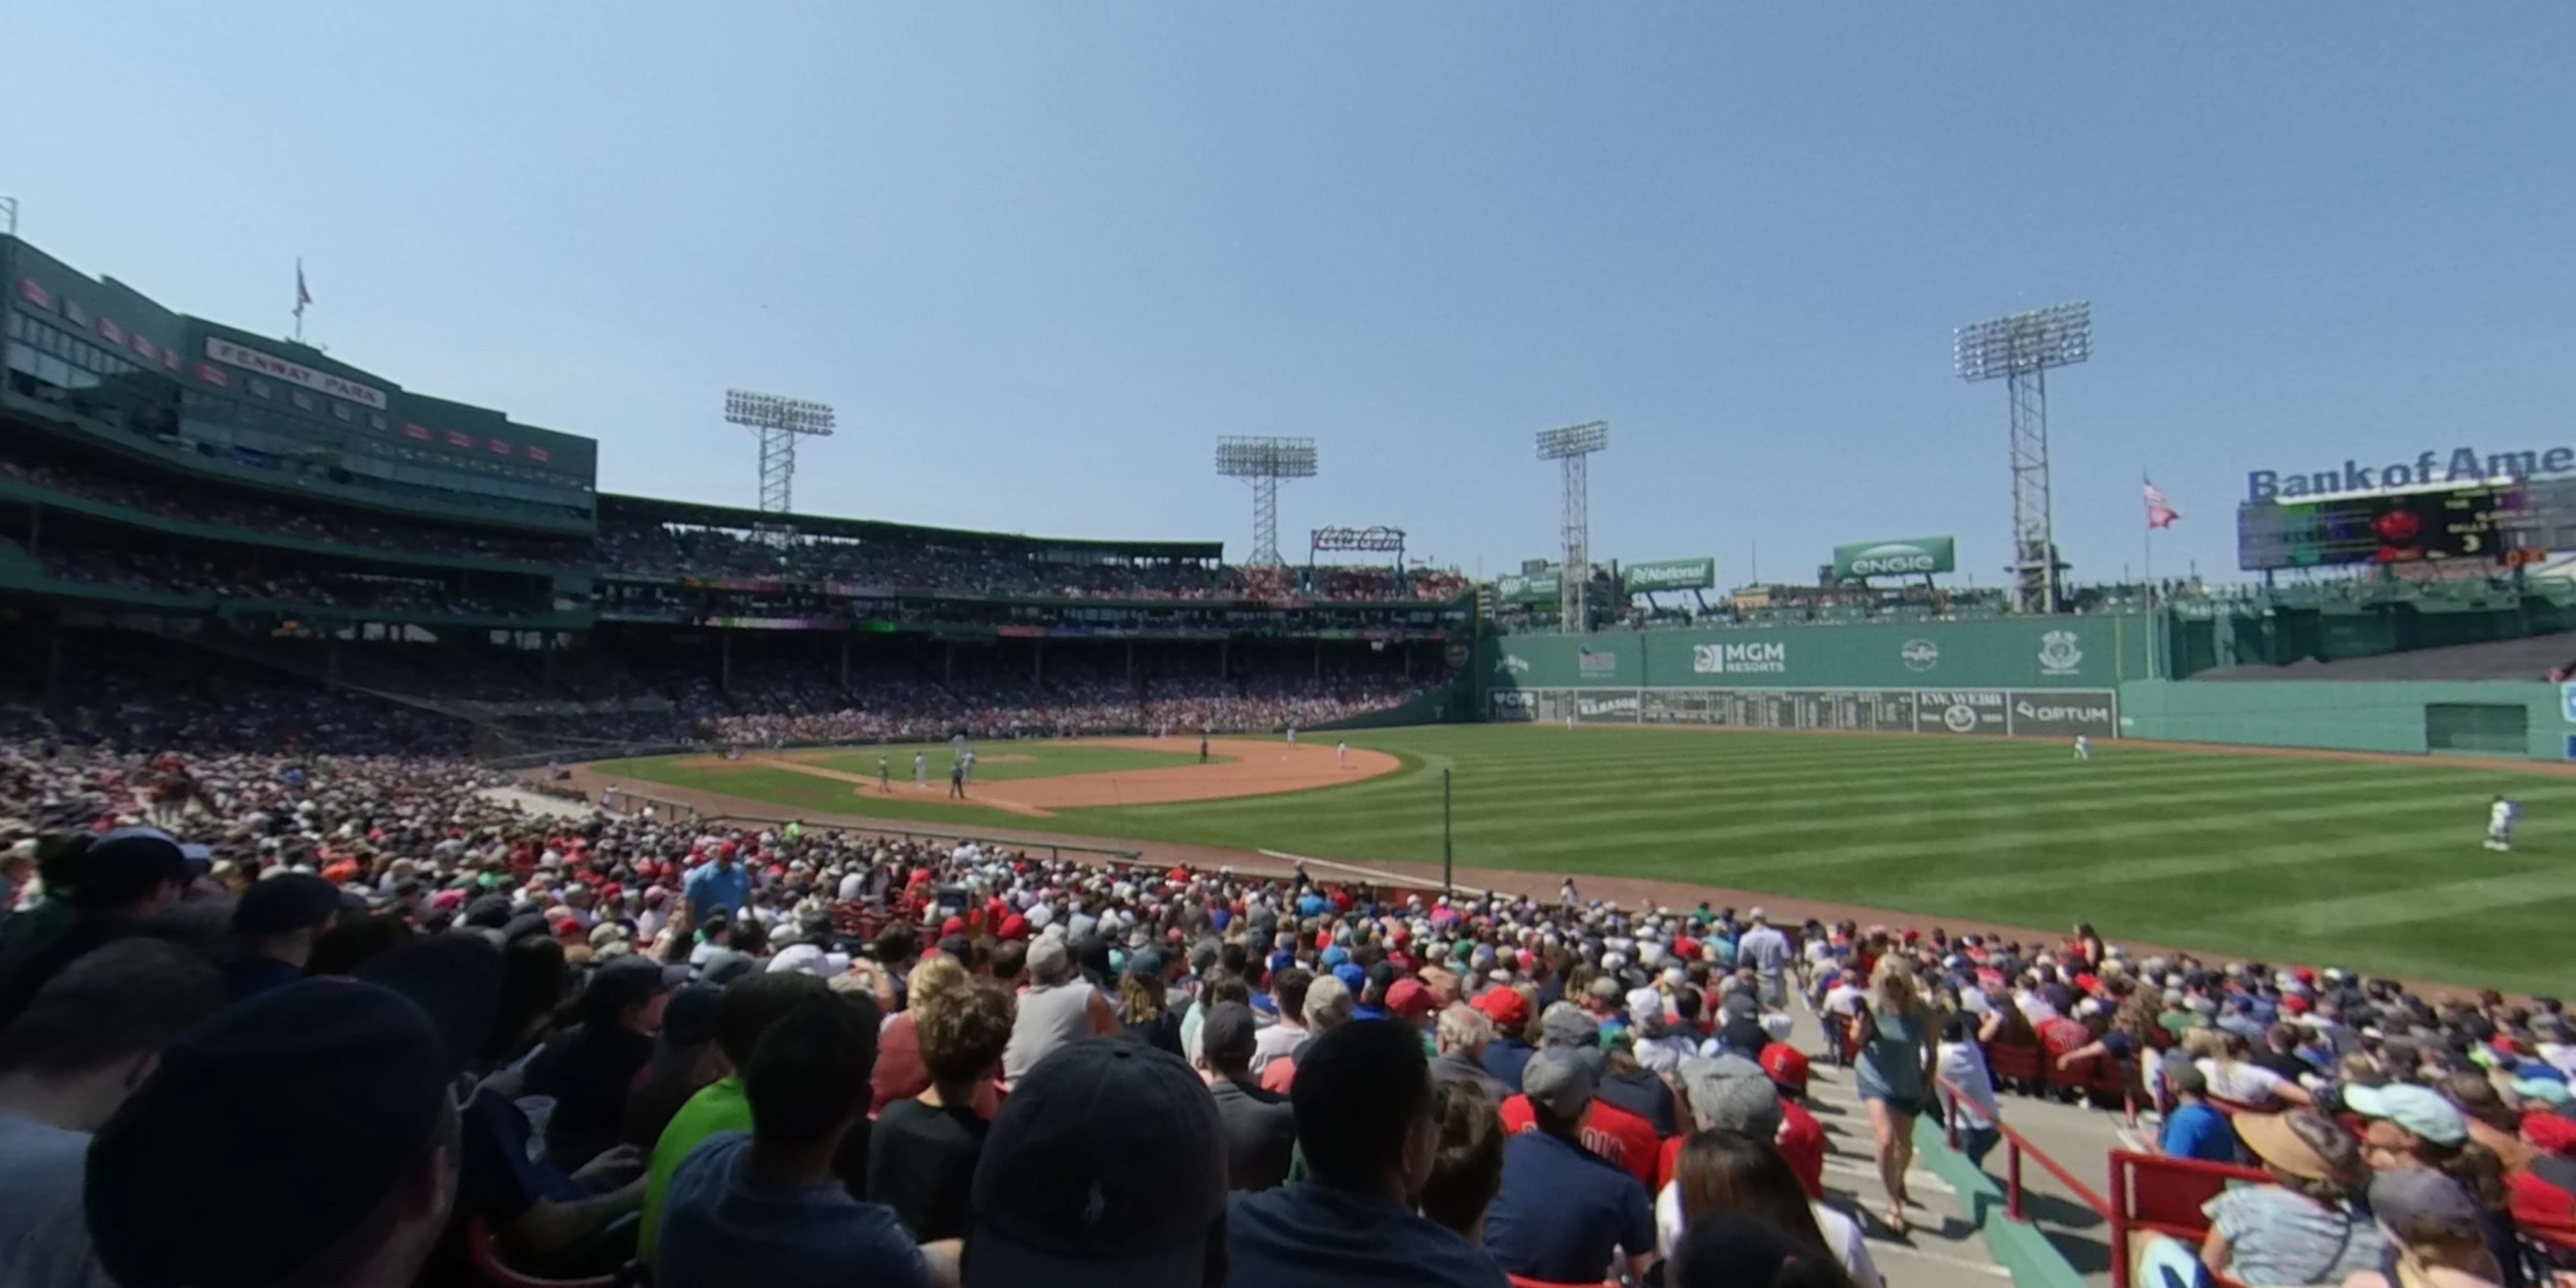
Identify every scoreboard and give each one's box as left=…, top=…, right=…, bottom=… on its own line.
left=2233, top=480, right=2576, bottom=571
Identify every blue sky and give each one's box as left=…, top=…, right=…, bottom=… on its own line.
left=4, top=3, right=2572, bottom=586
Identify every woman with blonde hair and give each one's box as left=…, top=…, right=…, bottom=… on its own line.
left=1853, top=955, right=1936, bottom=1231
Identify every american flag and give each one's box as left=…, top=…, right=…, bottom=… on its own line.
left=2144, top=480, right=2179, bottom=530
left=295, top=260, right=313, bottom=317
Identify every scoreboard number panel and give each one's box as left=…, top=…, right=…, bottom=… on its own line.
left=2237, top=481, right=2535, bottom=572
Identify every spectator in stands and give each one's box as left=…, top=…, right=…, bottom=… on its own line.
left=1485, top=1048, right=1657, bottom=1283
left=1935, top=1012, right=2003, bottom=1167
left=965, top=1040, right=1229, bottom=1288
left=1251, top=966, right=1311, bottom=1074
left=2160, top=1063, right=2242, bottom=1163
left=2201, top=1026, right=2313, bottom=1108
left=1260, top=971, right=1355, bottom=1093
left=1853, top=955, right=1935, bottom=1231
left=2203, top=1108, right=2386, bottom=1285
left=1000, top=934, right=1117, bottom=1089
left=613, top=984, right=714, bottom=1128
left=658, top=989, right=941, bottom=1285
left=1663, top=1211, right=1862, bottom=1288
left=639, top=971, right=829, bottom=1260
left=1117, top=950, right=1185, bottom=1056
left=86, top=976, right=481, bottom=1288
left=528, top=955, right=683, bottom=1170
left=1420, top=1080, right=1507, bottom=1246
left=1473, top=985, right=1537, bottom=1089
left=682, top=843, right=750, bottom=923
left=1432, top=1002, right=1511, bottom=1098
left=1230, top=1019, right=1506, bottom=1287
left=2343, top=1167, right=2507, bottom=1288
left=0, top=827, right=192, bottom=1030
left=1599, top=1029, right=1683, bottom=1137
left=0, top=940, right=223, bottom=1288
left=1657, top=1129, right=1881, bottom=1288
left=870, top=975, right=1013, bottom=1241
left=2346, top=1084, right=2523, bottom=1288
left=1736, top=907, right=1792, bottom=1008
left=1199, top=1000, right=1296, bottom=1191
left=224, top=870, right=345, bottom=1000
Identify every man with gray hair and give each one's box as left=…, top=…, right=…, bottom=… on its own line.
left=1735, top=908, right=1792, bottom=1009
left=1256, top=972, right=1353, bottom=1094
left=998, top=932, right=1115, bottom=1089
left=1432, top=1003, right=1509, bottom=1097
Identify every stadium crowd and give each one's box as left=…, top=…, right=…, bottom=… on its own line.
left=2, top=727, right=2572, bottom=1288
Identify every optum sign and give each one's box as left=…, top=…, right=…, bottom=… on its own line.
left=1832, top=536, right=1957, bottom=580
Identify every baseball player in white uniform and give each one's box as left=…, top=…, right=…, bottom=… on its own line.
left=913, top=752, right=926, bottom=787
left=962, top=749, right=976, bottom=785
left=1335, top=740, right=1347, bottom=769
left=2074, top=736, right=2090, bottom=762
left=1285, top=725, right=1297, bottom=747
left=2487, top=796, right=2519, bottom=852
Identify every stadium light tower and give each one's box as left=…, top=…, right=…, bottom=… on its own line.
left=1214, top=436, right=1318, bottom=566
left=1535, top=420, right=1609, bottom=631
left=724, top=389, right=836, bottom=518
left=1955, top=302, right=2091, bottom=614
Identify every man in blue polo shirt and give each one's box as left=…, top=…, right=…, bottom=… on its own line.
left=1483, top=1049, right=1656, bottom=1284
left=681, top=846, right=750, bottom=924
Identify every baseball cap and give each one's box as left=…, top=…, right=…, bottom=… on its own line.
left=585, top=957, right=690, bottom=1017
left=1472, top=986, right=1530, bottom=1033
left=72, top=826, right=195, bottom=907
left=2344, top=1083, right=2469, bottom=1146
left=86, top=979, right=469, bottom=1288
left=1679, top=1053, right=1782, bottom=1138
left=1523, top=1048, right=1598, bottom=1119
left=660, top=983, right=725, bottom=1047
left=1757, top=1042, right=1810, bottom=1094
left=231, top=872, right=347, bottom=937
left=2368, top=1166, right=2484, bottom=1241
left=1200, top=1002, right=1258, bottom=1065
left=1385, top=978, right=1435, bottom=1022
left=965, top=1040, right=1225, bottom=1288
left=1540, top=1001, right=1599, bottom=1049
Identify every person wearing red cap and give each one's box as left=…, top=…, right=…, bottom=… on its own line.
left=1473, top=988, right=1537, bottom=1090
left=1385, top=979, right=1436, bottom=1029
left=997, top=913, right=1029, bottom=941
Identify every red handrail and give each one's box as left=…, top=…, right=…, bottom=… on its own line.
left=1940, top=1076, right=2123, bottom=1282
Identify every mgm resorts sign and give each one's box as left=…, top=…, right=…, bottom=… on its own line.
left=2247, top=445, right=2576, bottom=501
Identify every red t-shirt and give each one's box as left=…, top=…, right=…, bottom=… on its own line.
left=1500, top=1094, right=1659, bottom=1190
left=1651, top=1098, right=1825, bottom=1201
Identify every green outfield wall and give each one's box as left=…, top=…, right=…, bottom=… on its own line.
left=2115, top=680, right=2568, bottom=759
left=1480, top=616, right=2153, bottom=693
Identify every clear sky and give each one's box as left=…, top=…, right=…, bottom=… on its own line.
left=4, top=3, right=2571, bottom=586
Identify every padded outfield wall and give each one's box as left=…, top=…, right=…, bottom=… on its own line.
left=1478, top=616, right=2151, bottom=741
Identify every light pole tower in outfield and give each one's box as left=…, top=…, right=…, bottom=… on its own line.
left=1536, top=421, right=1608, bottom=631
left=724, top=388, right=836, bottom=525
left=1214, top=436, right=1318, bottom=568
left=1956, top=302, right=2092, bottom=614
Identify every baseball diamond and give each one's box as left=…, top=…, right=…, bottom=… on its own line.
left=574, top=724, right=2576, bottom=994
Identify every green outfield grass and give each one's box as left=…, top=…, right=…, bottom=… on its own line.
left=591, top=726, right=2576, bottom=991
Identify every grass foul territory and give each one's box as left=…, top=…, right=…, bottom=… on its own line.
left=596, top=726, right=2576, bottom=992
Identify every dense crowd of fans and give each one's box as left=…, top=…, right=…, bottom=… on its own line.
left=1, top=725, right=2571, bottom=1288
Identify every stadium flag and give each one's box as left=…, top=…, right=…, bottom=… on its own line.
left=293, top=258, right=314, bottom=342
left=2144, top=479, right=2179, bottom=529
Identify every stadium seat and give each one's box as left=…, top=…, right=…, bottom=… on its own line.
left=2108, top=1148, right=2270, bottom=1285
left=1982, top=1037, right=2044, bottom=1091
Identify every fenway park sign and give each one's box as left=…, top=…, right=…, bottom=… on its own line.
left=203, top=336, right=390, bottom=410
left=2247, top=445, right=2576, bottom=502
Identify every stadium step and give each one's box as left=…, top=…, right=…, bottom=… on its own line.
left=1785, top=1006, right=2118, bottom=1287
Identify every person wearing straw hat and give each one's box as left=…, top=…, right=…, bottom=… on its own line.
left=2201, top=1109, right=2386, bottom=1285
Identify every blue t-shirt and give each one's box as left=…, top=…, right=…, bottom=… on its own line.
left=656, top=1132, right=928, bottom=1288
left=1226, top=1180, right=1508, bottom=1288
left=2158, top=1102, right=2240, bottom=1163
left=682, top=863, right=751, bottom=922
left=1482, top=1130, right=1655, bottom=1284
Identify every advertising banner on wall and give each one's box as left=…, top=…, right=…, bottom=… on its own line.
left=1830, top=536, right=1957, bottom=580
left=1496, top=570, right=1561, bottom=604
left=1491, top=686, right=2117, bottom=737
left=1623, top=558, right=1716, bottom=593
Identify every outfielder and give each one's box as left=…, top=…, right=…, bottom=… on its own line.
left=2487, top=796, right=2520, bottom=852
left=913, top=752, right=926, bottom=787
left=878, top=755, right=891, bottom=794
left=963, top=749, right=977, bottom=785
left=1335, top=740, right=1347, bottom=769
left=2074, top=736, right=2090, bottom=762
left=1285, top=725, right=1297, bottom=747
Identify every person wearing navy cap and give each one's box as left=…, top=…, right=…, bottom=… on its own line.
left=0, top=826, right=196, bottom=1031
left=528, top=957, right=691, bottom=1170
left=225, top=871, right=346, bottom=1000
left=86, top=975, right=484, bottom=1288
